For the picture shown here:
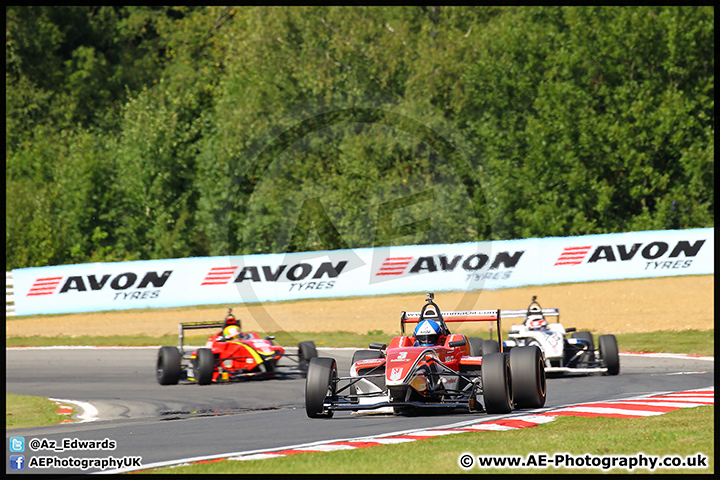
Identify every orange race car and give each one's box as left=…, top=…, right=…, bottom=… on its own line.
left=157, top=309, right=317, bottom=385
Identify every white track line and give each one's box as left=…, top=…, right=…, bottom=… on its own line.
left=48, top=398, right=99, bottom=423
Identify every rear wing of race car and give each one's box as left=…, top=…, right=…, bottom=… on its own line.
left=500, top=308, right=560, bottom=323
left=176, top=308, right=241, bottom=352
left=400, top=309, right=504, bottom=352
left=177, top=321, right=226, bottom=353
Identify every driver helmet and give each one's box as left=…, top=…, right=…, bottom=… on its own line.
left=414, top=319, right=442, bottom=346
left=528, top=317, right=548, bottom=330
left=223, top=325, right=241, bottom=341
left=525, top=305, right=547, bottom=330
left=526, top=304, right=547, bottom=329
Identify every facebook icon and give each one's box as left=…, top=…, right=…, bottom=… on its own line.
left=9, top=455, right=25, bottom=471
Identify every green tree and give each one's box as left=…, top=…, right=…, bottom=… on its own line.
left=5, top=6, right=714, bottom=270
left=457, top=6, right=713, bottom=239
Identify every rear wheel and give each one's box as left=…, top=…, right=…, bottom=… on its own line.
left=195, top=348, right=215, bottom=385
left=482, top=339, right=499, bottom=355
left=481, top=352, right=513, bottom=414
left=598, top=335, right=620, bottom=375
left=572, top=331, right=595, bottom=364
left=305, top=357, right=337, bottom=418
left=298, top=341, right=318, bottom=371
left=526, top=340, right=543, bottom=358
left=468, top=337, right=483, bottom=356
left=509, top=346, right=546, bottom=409
left=157, top=346, right=181, bottom=385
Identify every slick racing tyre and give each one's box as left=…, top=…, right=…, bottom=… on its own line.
left=598, top=334, right=620, bottom=375
left=481, top=339, right=500, bottom=355
left=481, top=352, right=513, bottom=414
left=195, top=348, right=215, bottom=385
left=298, top=341, right=318, bottom=371
left=305, top=357, right=337, bottom=418
left=157, top=346, right=182, bottom=385
left=468, top=337, right=483, bottom=356
left=509, top=345, right=546, bottom=409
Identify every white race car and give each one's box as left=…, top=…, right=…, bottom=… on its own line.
left=501, top=296, right=620, bottom=375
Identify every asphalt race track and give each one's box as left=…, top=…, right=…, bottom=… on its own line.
left=5, top=347, right=714, bottom=474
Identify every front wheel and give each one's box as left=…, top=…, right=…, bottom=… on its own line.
left=305, top=357, right=337, bottom=418
left=509, top=346, right=546, bottom=409
left=157, top=346, right=181, bottom=385
left=481, top=352, right=513, bottom=414
left=598, top=334, right=620, bottom=375
left=195, top=348, right=215, bottom=385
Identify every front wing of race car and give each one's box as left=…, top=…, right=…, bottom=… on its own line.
left=308, top=309, right=504, bottom=415
left=329, top=352, right=487, bottom=413
left=320, top=366, right=486, bottom=413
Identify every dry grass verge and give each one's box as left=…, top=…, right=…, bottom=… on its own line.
left=6, top=275, right=713, bottom=338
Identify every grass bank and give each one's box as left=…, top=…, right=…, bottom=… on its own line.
left=6, top=329, right=715, bottom=357
left=6, top=394, right=72, bottom=430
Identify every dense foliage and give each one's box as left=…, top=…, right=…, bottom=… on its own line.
left=6, top=6, right=714, bottom=269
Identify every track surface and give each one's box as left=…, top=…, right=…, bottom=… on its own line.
left=5, top=346, right=713, bottom=474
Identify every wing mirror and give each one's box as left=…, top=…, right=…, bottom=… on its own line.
left=449, top=339, right=467, bottom=348
left=565, top=327, right=576, bottom=333
left=369, top=342, right=387, bottom=350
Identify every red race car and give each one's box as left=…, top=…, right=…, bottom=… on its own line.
left=305, top=293, right=546, bottom=418
left=157, top=309, right=317, bottom=385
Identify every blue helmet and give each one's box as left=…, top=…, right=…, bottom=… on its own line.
left=414, top=319, right=442, bottom=346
